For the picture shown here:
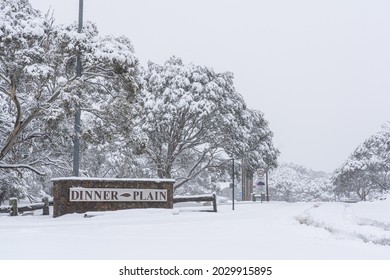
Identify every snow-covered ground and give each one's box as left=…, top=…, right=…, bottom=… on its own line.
left=1, top=199, right=390, bottom=260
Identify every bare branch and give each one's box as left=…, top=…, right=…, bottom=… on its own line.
left=83, top=71, right=114, bottom=80
left=85, top=80, right=112, bottom=94
left=0, top=107, right=40, bottom=161
left=0, top=164, right=45, bottom=176
left=174, top=148, right=219, bottom=190
left=80, top=107, right=105, bottom=120
left=0, top=73, right=11, bottom=85
left=369, top=175, right=388, bottom=190
left=0, top=86, right=9, bottom=96
left=46, top=75, right=78, bottom=104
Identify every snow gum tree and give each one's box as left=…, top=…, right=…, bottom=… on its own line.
left=137, top=57, right=278, bottom=192
left=332, top=125, right=390, bottom=201
left=0, top=0, right=142, bottom=202
left=228, top=109, right=279, bottom=171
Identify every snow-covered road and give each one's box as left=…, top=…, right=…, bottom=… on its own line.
left=1, top=200, right=390, bottom=259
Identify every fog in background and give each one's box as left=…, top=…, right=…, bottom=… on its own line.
left=29, top=0, right=390, bottom=172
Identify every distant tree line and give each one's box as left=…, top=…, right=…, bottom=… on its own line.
left=268, top=163, right=334, bottom=202
left=268, top=123, right=390, bottom=202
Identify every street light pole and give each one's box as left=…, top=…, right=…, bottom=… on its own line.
left=72, top=0, right=83, bottom=176
left=232, top=158, right=235, bottom=210
left=265, top=169, right=269, bottom=202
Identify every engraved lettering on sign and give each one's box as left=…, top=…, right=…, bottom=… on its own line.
left=69, top=188, right=167, bottom=202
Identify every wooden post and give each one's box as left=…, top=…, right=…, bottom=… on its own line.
left=9, top=198, right=18, bottom=216
left=212, top=194, right=217, bottom=212
left=42, top=197, right=50, bottom=215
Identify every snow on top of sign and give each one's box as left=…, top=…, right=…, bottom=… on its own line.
left=51, top=177, right=175, bottom=183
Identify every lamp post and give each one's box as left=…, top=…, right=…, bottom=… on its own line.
left=232, top=158, right=235, bottom=210
left=265, top=169, right=269, bottom=202
left=72, top=0, right=83, bottom=177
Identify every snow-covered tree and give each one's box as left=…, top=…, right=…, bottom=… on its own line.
left=137, top=57, right=278, bottom=192
left=332, top=125, right=390, bottom=201
left=238, top=109, right=279, bottom=171
left=268, top=162, right=334, bottom=202
left=0, top=0, right=142, bottom=202
left=1, top=0, right=278, bottom=200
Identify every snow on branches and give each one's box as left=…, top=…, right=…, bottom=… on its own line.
left=0, top=0, right=142, bottom=200
left=332, top=125, right=390, bottom=201
left=0, top=0, right=279, bottom=201
left=137, top=57, right=278, bottom=191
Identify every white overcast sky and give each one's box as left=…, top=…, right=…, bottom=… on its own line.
left=29, top=0, right=390, bottom=172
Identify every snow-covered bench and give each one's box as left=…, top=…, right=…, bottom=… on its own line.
left=173, top=193, right=217, bottom=212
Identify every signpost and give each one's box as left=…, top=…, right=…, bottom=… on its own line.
left=256, top=168, right=269, bottom=202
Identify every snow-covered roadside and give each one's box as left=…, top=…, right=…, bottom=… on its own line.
left=1, top=201, right=389, bottom=260
left=296, top=202, right=390, bottom=246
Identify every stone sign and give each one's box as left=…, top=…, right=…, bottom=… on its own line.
left=52, top=177, right=174, bottom=217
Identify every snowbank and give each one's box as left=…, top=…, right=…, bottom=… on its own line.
left=1, top=200, right=390, bottom=259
